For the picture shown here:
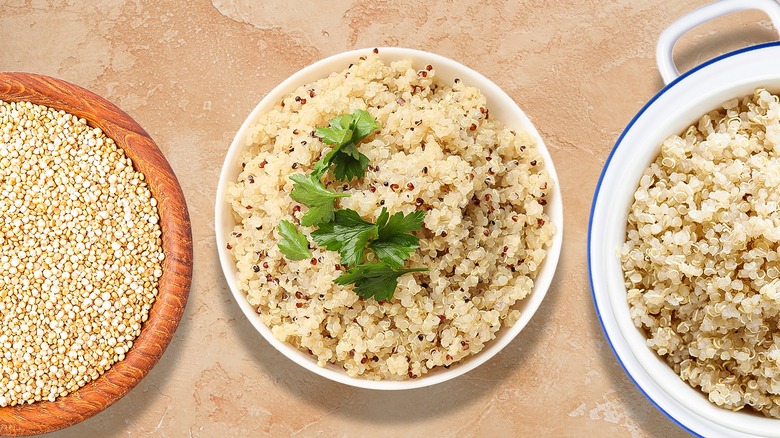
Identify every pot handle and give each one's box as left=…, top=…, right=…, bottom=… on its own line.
left=656, top=0, right=780, bottom=85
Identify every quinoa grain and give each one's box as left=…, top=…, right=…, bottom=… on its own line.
left=623, top=89, right=780, bottom=418
left=0, top=100, right=163, bottom=406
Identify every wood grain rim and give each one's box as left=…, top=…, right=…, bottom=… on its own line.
left=0, top=72, right=193, bottom=436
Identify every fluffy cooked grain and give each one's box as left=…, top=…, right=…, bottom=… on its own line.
left=227, top=54, right=554, bottom=380
left=622, top=89, right=780, bottom=417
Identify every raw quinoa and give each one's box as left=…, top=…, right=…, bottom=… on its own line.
left=622, top=89, right=780, bottom=417
left=0, top=100, right=164, bottom=406
left=226, top=53, right=554, bottom=380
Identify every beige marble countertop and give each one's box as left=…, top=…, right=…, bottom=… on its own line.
left=1, top=1, right=777, bottom=436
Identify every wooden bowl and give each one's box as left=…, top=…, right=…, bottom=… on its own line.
left=0, top=73, right=193, bottom=435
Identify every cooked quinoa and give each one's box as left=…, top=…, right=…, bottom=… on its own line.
left=622, top=89, right=780, bottom=417
left=0, top=100, right=164, bottom=406
left=226, top=53, right=554, bottom=380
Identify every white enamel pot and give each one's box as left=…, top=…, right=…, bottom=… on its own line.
left=589, top=0, right=780, bottom=436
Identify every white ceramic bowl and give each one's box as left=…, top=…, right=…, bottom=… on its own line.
left=216, top=47, right=562, bottom=389
left=590, top=1, right=780, bottom=436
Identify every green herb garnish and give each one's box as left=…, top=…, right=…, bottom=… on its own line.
left=289, top=173, right=350, bottom=227
left=276, top=109, right=426, bottom=300
left=334, top=263, right=429, bottom=301
left=276, top=220, right=312, bottom=260
left=369, top=208, right=425, bottom=268
left=311, top=209, right=377, bottom=266
left=314, top=109, right=379, bottom=181
left=311, top=207, right=424, bottom=268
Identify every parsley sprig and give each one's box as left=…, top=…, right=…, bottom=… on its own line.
left=313, top=109, right=379, bottom=181
left=277, top=110, right=427, bottom=300
left=276, top=220, right=311, bottom=260
left=370, top=208, right=425, bottom=268
left=289, top=173, right=350, bottom=227
left=335, top=264, right=429, bottom=301
left=311, top=207, right=424, bottom=268
left=311, top=209, right=376, bottom=266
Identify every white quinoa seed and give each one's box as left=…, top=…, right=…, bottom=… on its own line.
left=227, top=54, right=555, bottom=380
left=622, top=89, right=780, bottom=418
left=0, top=100, right=164, bottom=406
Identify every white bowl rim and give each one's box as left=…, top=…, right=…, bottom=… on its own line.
left=216, top=46, right=563, bottom=390
left=589, top=40, right=780, bottom=436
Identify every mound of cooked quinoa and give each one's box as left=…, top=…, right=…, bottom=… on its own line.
left=226, top=53, right=554, bottom=380
left=622, top=89, right=780, bottom=417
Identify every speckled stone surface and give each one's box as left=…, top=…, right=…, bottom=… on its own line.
left=1, top=1, right=777, bottom=436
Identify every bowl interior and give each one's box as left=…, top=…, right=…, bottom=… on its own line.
left=590, top=42, right=780, bottom=437
left=216, top=47, right=563, bottom=390
left=0, top=73, right=192, bottom=435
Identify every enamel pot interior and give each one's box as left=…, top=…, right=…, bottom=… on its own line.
left=590, top=41, right=780, bottom=437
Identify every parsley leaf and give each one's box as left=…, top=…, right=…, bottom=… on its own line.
left=289, top=173, right=350, bottom=227
left=369, top=208, right=425, bottom=267
left=310, top=209, right=376, bottom=266
left=310, top=156, right=331, bottom=179
left=350, top=109, right=381, bottom=142
left=330, top=145, right=370, bottom=181
left=334, top=263, right=428, bottom=301
left=314, top=109, right=379, bottom=181
left=276, top=220, right=311, bottom=260
left=317, top=121, right=353, bottom=145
